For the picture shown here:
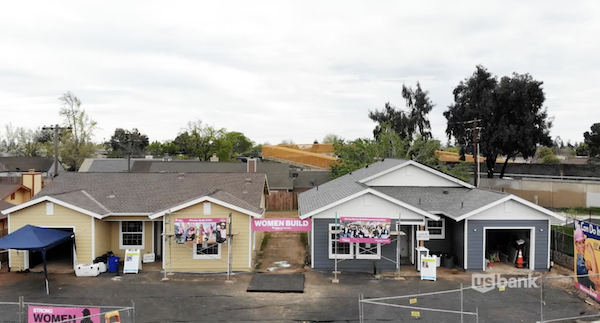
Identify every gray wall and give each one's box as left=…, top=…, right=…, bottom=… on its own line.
left=313, top=219, right=404, bottom=272
left=424, top=220, right=452, bottom=255
left=467, top=220, right=549, bottom=271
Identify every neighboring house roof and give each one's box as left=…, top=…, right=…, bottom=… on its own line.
left=298, top=159, right=408, bottom=216
left=0, top=183, right=30, bottom=199
left=2, top=172, right=267, bottom=218
left=371, top=187, right=507, bottom=220
left=292, top=170, right=331, bottom=189
left=0, top=199, right=14, bottom=212
left=131, top=160, right=296, bottom=190
left=78, top=158, right=151, bottom=172
left=0, top=157, right=55, bottom=172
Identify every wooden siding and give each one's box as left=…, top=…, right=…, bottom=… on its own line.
left=9, top=202, right=92, bottom=270
left=94, top=218, right=112, bottom=259
left=163, top=202, right=252, bottom=273
left=3, top=187, right=30, bottom=205
left=109, top=221, right=153, bottom=259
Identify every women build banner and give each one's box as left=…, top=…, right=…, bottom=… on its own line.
left=339, top=217, right=391, bottom=244
left=574, top=220, right=600, bottom=301
left=252, top=218, right=311, bottom=231
left=174, top=218, right=227, bottom=245
left=28, top=306, right=100, bottom=323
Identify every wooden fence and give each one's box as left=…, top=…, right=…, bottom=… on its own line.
left=266, top=191, right=298, bottom=210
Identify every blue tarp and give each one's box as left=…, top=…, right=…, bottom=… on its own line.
left=0, top=225, right=74, bottom=294
left=0, top=225, right=73, bottom=251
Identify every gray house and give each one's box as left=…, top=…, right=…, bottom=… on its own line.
left=298, top=159, right=565, bottom=273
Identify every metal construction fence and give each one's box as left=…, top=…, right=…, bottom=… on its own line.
left=0, top=297, right=134, bottom=323
left=360, top=273, right=600, bottom=323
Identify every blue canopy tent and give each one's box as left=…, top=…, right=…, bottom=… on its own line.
left=0, top=225, right=74, bottom=294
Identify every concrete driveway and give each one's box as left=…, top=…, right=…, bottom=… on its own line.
left=0, top=270, right=593, bottom=323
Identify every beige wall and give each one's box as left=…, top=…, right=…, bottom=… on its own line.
left=108, top=221, right=153, bottom=259
left=3, top=188, right=30, bottom=205
left=8, top=202, right=93, bottom=270
left=94, top=218, right=111, bottom=259
left=163, top=201, right=254, bottom=273
left=22, top=172, right=42, bottom=196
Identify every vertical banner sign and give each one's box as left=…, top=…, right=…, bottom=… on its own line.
left=339, top=217, right=391, bottom=244
left=420, top=256, right=437, bottom=281
left=174, top=218, right=228, bottom=245
left=28, top=306, right=101, bottom=323
left=252, top=218, right=311, bottom=231
left=574, top=220, right=600, bottom=302
left=123, top=249, right=141, bottom=274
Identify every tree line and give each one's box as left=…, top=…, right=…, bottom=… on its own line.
left=2, top=66, right=600, bottom=176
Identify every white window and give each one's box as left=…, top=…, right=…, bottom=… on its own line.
left=356, top=243, right=381, bottom=259
left=193, top=243, right=222, bottom=260
left=120, top=221, right=144, bottom=249
left=426, top=219, right=445, bottom=239
left=328, top=224, right=353, bottom=259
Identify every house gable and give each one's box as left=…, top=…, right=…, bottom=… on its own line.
left=2, top=196, right=103, bottom=219
left=148, top=195, right=264, bottom=219
left=302, top=189, right=439, bottom=221
left=456, top=195, right=565, bottom=222
left=361, top=162, right=470, bottom=188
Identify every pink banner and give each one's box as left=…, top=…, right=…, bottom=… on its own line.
left=340, top=217, right=389, bottom=222
left=339, top=217, right=392, bottom=244
left=174, top=218, right=228, bottom=244
left=340, top=237, right=391, bottom=244
left=252, top=218, right=311, bottom=231
left=28, top=306, right=100, bottom=323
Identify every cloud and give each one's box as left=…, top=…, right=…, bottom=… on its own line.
left=0, top=0, right=598, bottom=147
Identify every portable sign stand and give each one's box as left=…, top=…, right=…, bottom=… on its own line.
left=123, top=249, right=142, bottom=274
left=333, top=212, right=405, bottom=283
left=420, top=256, right=437, bottom=281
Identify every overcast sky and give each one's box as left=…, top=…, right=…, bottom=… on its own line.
left=1, top=1, right=599, bottom=147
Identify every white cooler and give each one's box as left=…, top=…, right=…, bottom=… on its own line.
left=75, top=264, right=101, bottom=277
left=97, top=262, right=107, bottom=273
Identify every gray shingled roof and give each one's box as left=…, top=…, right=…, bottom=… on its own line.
left=79, top=158, right=150, bottom=173
left=131, top=160, right=295, bottom=189
left=0, top=200, right=14, bottom=212
left=298, top=159, right=408, bottom=215
left=0, top=157, right=55, bottom=172
left=372, top=187, right=508, bottom=220
left=0, top=183, right=28, bottom=199
left=33, top=173, right=266, bottom=215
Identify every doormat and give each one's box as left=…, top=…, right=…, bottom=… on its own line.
left=247, top=273, right=304, bottom=293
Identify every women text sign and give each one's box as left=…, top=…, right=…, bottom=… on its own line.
left=28, top=306, right=100, bottom=323
left=252, top=219, right=311, bottom=231
left=339, top=217, right=391, bottom=244
left=174, top=218, right=228, bottom=245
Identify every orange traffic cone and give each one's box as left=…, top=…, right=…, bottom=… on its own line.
left=105, top=311, right=121, bottom=323
left=516, top=249, right=524, bottom=269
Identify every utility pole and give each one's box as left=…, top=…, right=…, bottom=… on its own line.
left=42, top=124, right=71, bottom=178
left=473, top=118, right=479, bottom=187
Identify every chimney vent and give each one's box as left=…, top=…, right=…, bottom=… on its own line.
left=178, top=173, right=185, bottom=179
left=247, top=158, right=257, bottom=172
left=245, top=178, right=252, bottom=183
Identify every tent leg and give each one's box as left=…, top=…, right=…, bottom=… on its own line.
left=42, top=250, right=49, bottom=295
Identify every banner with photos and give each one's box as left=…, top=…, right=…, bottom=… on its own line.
left=339, top=217, right=391, bottom=244
left=574, top=220, right=600, bottom=302
left=174, top=218, right=228, bottom=245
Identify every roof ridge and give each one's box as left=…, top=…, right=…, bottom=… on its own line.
left=79, top=190, right=111, bottom=214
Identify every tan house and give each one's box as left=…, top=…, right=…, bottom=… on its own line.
left=1, top=172, right=269, bottom=273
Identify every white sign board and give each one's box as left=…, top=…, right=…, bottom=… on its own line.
left=143, top=253, right=155, bottom=263
left=420, top=256, right=437, bottom=281
left=123, top=249, right=141, bottom=274
left=416, top=230, right=430, bottom=241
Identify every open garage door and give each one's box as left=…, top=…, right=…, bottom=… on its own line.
left=27, top=228, right=75, bottom=272
left=484, top=228, right=534, bottom=271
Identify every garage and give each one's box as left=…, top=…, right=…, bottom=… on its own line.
left=28, top=228, right=75, bottom=272
left=484, top=228, right=533, bottom=270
